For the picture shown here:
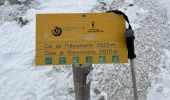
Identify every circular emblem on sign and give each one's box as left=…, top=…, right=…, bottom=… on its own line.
left=52, top=26, right=62, bottom=36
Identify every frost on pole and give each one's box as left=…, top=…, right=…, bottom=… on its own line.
left=35, top=13, right=128, bottom=65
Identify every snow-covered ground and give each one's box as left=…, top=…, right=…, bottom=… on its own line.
left=146, top=50, right=170, bottom=100
left=0, top=0, right=170, bottom=100
left=159, top=0, right=170, bottom=24
left=146, top=0, right=170, bottom=99
left=0, top=0, right=97, bottom=100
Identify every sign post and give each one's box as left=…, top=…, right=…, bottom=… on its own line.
left=72, top=64, right=92, bottom=100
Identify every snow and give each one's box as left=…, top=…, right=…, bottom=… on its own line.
left=0, top=0, right=170, bottom=100
left=146, top=50, right=170, bottom=100
left=146, top=0, right=170, bottom=99
left=159, top=0, right=170, bottom=24
left=0, top=0, right=97, bottom=100
left=124, top=5, right=148, bottom=29
left=0, top=21, right=54, bottom=100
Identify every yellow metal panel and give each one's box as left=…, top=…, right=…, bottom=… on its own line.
left=36, top=13, right=128, bottom=66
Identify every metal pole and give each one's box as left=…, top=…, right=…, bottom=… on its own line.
left=130, top=59, right=138, bottom=100
left=72, top=64, right=92, bottom=100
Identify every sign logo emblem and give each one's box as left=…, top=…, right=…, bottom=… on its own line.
left=52, top=26, right=62, bottom=36
left=92, top=20, right=95, bottom=29
left=88, top=20, right=104, bottom=33
left=112, top=55, right=119, bottom=63
left=45, top=57, right=52, bottom=64
left=99, top=56, right=106, bottom=63
left=86, top=56, right=92, bottom=63
left=59, top=57, right=66, bottom=64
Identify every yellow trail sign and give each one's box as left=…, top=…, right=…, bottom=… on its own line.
left=36, top=13, right=128, bottom=65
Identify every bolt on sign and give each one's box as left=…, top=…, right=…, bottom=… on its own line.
left=36, top=13, right=128, bottom=65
